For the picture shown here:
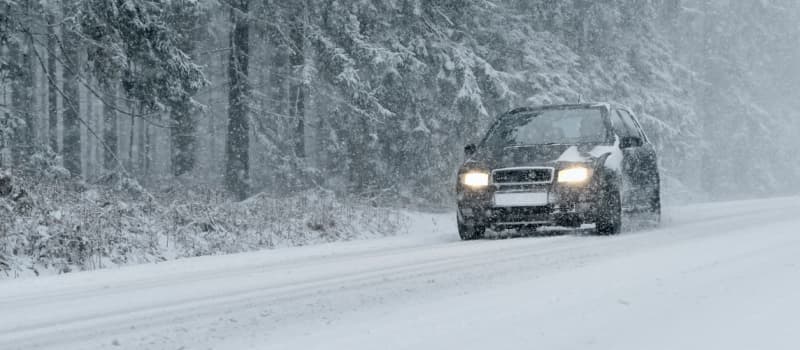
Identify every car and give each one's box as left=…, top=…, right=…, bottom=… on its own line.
left=456, top=103, right=661, bottom=240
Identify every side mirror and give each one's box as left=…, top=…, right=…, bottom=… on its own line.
left=464, top=144, right=477, bottom=157
left=620, top=136, right=643, bottom=149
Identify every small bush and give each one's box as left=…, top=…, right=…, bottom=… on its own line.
left=0, top=172, right=404, bottom=278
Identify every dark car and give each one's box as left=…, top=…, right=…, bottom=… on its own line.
left=456, top=103, right=661, bottom=240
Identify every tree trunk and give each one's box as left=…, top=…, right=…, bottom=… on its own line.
left=47, top=10, right=59, bottom=154
left=269, top=42, right=288, bottom=118
left=8, top=37, right=25, bottom=165
left=170, top=97, right=195, bottom=176
left=141, top=121, right=150, bottom=178
left=128, top=111, right=135, bottom=171
left=9, top=0, right=35, bottom=166
left=224, top=0, right=250, bottom=200
left=22, top=25, right=36, bottom=162
left=102, top=80, right=118, bottom=171
left=86, top=84, right=95, bottom=177
left=169, top=3, right=202, bottom=178
left=61, top=0, right=81, bottom=178
left=289, top=3, right=306, bottom=159
left=137, top=113, right=146, bottom=176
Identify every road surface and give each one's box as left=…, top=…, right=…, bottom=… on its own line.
left=1, top=197, right=799, bottom=349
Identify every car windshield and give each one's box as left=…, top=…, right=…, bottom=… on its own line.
left=482, top=108, right=607, bottom=148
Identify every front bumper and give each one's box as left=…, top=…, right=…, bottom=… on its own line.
left=457, top=187, right=598, bottom=230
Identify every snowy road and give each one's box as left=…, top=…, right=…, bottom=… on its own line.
left=2, top=197, right=800, bottom=350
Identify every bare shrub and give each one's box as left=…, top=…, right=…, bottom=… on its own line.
left=0, top=173, right=404, bottom=278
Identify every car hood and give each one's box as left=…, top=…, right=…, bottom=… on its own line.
left=465, top=142, right=622, bottom=171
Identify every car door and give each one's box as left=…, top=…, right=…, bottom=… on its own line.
left=617, top=109, right=656, bottom=208
left=624, top=109, right=660, bottom=206
left=608, top=109, right=639, bottom=207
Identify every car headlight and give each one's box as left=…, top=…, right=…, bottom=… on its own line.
left=558, top=167, right=591, bottom=184
left=461, top=171, right=490, bottom=188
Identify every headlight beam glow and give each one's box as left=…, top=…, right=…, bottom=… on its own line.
left=462, top=172, right=490, bottom=188
left=558, top=167, right=591, bottom=183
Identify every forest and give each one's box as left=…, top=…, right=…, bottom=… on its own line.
left=2, top=0, right=800, bottom=275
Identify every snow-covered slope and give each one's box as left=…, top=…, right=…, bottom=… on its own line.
left=1, top=197, right=799, bottom=350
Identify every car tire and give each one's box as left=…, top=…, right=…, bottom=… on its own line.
left=458, top=220, right=485, bottom=241
left=596, top=189, right=622, bottom=235
left=649, top=186, right=662, bottom=224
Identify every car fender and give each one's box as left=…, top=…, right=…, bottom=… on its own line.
left=591, top=152, right=622, bottom=194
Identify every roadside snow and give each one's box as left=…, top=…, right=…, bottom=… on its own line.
left=1, top=197, right=799, bottom=350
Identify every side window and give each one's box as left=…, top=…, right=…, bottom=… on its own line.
left=610, top=110, right=633, bottom=138
left=618, top=110, right=643, bottom=138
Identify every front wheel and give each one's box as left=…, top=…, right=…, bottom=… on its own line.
left=458, top=220, right=485, bottom=241
left=649, top=186, right=662, bottom=225
left=596, top=189, right=622, bottom=235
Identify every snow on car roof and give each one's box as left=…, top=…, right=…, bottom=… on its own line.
left=506, top=103, right=616, bottom=115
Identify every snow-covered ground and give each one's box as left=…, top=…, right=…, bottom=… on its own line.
left=2, top=197, right=799, bottom=350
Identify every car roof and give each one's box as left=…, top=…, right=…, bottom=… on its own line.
left=505, top=102, right=630, bottom=116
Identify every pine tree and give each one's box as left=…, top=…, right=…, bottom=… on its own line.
left=82, top=0, right=206, bottom=176
left=167, top=0, right=206, bottom=177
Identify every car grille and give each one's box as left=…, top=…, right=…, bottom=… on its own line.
left=492, top=167, right=554, bottom=185
left=491, top=206, right=551, bottom=224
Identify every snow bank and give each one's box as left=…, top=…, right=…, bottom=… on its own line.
left=0, top=174, right=405, bottom=279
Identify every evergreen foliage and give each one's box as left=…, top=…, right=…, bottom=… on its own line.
left=3, top=0, right=800, bottom=276
left=1, top=0, right=799, bottom=204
